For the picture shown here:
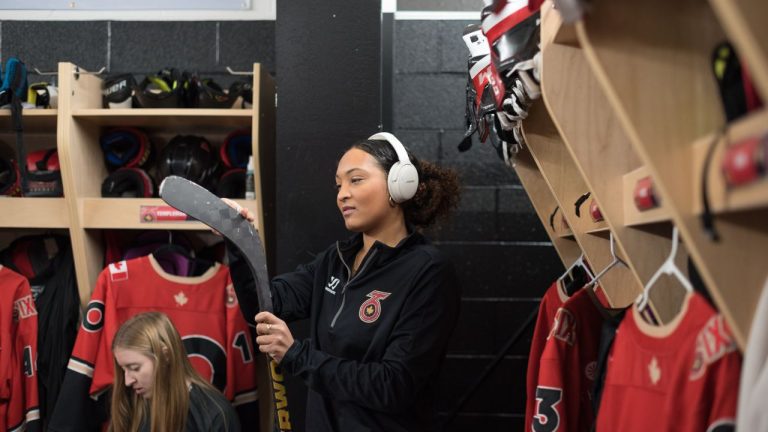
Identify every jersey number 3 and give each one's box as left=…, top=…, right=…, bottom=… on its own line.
left=533, top=386, right=562, bottom=432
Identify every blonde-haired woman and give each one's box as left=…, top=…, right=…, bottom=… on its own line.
left=109, top=312, right=240, bottom=432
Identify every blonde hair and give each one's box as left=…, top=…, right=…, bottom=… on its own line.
left=109, top=312, right=218, bottom=432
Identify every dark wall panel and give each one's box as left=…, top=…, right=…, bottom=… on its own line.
left=1, top=21, right=108, bottom=73
left=393, top=73, right=465, bottom=129
left=275, top=1, right=381, bottom=274
left=448, top=300, right=539, bottom=355
left=219, top=21, right=276, bottom=75
left=110, top=22, right=217, bottom=73
left=275, top=3, right=381, bottom=431
left=438, top=243, right=561, bottom=298
left=437, top=356, right=528, bottom=413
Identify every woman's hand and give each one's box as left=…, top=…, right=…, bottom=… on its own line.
left=254, top=312, right=295, bottom=364
left=221, top=198, right=256, bottom=222
left=213, top=198, right=257, bottom=237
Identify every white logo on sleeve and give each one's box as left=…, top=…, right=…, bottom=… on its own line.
left=325, top=276, right=340, bottom=295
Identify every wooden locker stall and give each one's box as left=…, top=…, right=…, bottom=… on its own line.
left=0, top=107, right=69, bottom=282
left=0, top=62, right=276, bottom=432
left=539, top=6, right=691, bottom=323
left=571, top=0, right=768, bottom=348
left=520, top=101, right=638, bottom=307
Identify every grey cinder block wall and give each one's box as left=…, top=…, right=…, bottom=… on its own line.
left=0, top=20, right=275, bottom=86
left=391, top=18, right=563, bottom=430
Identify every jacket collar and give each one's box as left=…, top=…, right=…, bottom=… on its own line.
left=336, top=225, right=425, bottom=269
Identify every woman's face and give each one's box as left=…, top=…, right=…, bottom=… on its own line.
left=114, top=347, right=156, bottom=399
left=336, top=148, right=393, bottom=233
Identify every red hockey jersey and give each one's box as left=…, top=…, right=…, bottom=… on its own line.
left=525, top=280, right=567, bottom=431
left=532, top=287, right=607, bottom=432
left=596, top=292, right=741, bottom=432
left=48, top=256, right=258, bottom=432
left=0, top=265, right=40, bottom=432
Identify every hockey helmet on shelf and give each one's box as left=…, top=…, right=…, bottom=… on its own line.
left=101, top=167, right=156, bottom=198
left=100, top=127, right=154, bottom=172
left=156, top=135, right=221, bottom=190
left=25, top=148, right=63, bottom=197
left=102, top=74, right=137, bottom=109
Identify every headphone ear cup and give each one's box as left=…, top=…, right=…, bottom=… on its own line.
left=388, top=161, right=419, bottom=203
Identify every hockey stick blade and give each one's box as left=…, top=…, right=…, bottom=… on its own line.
left=159, top=175, right=292, bottom=432
left=159, top=175, right=272, bottom=311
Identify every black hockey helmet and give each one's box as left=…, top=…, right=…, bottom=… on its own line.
left=134, top=68, right=185, bottom=108
left=193, top=78, right=239, bottom=109
left=101, top=167, right=156, bottom=198
left=157, top=135, right=220, bottom=190
left=102, top=73, right=137, bottom=108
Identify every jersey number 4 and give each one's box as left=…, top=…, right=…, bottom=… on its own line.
left=533, top=386, right=562, bottom=432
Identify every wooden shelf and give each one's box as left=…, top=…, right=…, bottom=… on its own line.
left=709, top=0, right=768, bottom=102
left=80, top=198, right=261, bottom=230
left=523, top=101, right=638, bottom=308
left=71, top=109, right=253, bottom=129
left=541, top=3, right=578, bottom=48
left=0, top=109, right=58, bottom=129
left=622, top=166, right=672, bottom=226
left=0, top=198, right=69, bottom=228
left=513, top=147, right=583, bottom=266
left=586, top=221, right=610, bottom=234
left=692, top=108, right=768, bottom=215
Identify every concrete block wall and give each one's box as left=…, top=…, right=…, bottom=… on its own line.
left=392, top=19, right=563, bottom=430
left=0, top=20, right=275, bottom=86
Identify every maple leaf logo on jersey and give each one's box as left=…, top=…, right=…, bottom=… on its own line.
left=648, top=356, right=661, bottom=385
left=548, top=307, right=576, bottom=345
left=359, top=290, right=391, bottom=323
left=108, top=261, right=129, bottom=282
left=690, top=315, right=737, bottom=381
left=175, top=291, right=189, bottom=307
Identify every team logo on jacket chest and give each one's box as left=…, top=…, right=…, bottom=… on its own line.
left=359, top=290, right=391, bottom=323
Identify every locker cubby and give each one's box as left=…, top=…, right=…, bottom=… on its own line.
left=520, top=0, right=768, bottom=348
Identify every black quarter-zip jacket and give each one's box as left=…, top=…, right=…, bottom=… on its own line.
left=227, top=230, right=461, bottom=432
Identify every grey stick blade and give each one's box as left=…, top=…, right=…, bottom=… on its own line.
left=159, top=175, right=273, bottom=312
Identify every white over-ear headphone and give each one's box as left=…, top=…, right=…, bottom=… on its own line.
left=368, top=132, right=419, bottom=203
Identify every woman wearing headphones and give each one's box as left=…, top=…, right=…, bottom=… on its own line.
left=109, top=312, right=240, bottom=432
left=226, top=132, right=461, bottom=431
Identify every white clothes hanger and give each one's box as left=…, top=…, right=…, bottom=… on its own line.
left=558, top=253, right=594, bottom=283
left=585, top=232, right=626, bottom=289
left=635, top=226, right=694, bottom=312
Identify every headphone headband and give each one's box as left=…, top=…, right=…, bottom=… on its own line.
left=368, top=132, right=412, bottom=166
left=368, top=131, right=419, bottom=203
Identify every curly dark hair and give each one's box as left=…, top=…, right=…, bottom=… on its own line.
left=350, top=138, right=461, bottom=228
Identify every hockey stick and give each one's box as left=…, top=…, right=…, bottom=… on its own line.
left=159, top=175, right=292, bottom=432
